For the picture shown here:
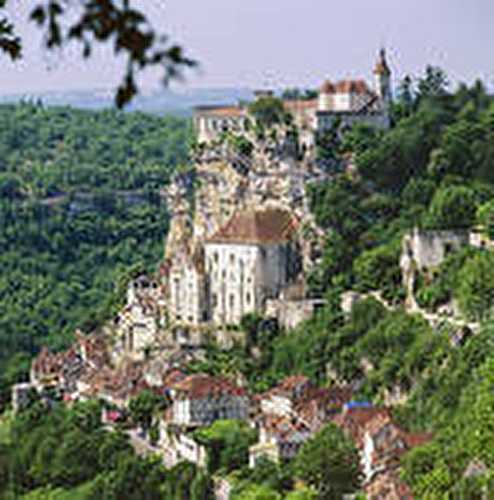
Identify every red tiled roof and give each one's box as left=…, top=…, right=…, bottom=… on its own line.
left=207, top=208, right=298, bottom=245
left=283, top=99, right=318, bottom=111
left=194, top=105, right=244, bottom=118
left=334, top=79, right=371, bottom=95
left=320, top=80, right=336, bottom=94
left=333, top=407, right=392, bottom=447
left=279, top=375, right=310, bottom=390
left=173, top=374, right=246, bottom=400
left=163, top=369, right=187, bottom=388
left=260, top=414, right=310, bottom=441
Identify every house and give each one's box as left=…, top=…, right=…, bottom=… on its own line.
left=295, top=385, right=353, bottom=432
left=333, top=405, right=391, bottom=451
left=259, top=375, right=312, bottom=417
left=169, top=374, right=249, bottom=428
left=167, top=244, right=209, bottom=325
left=334, top=404, right=432, bottom=497
left=249, top=414, right=312, bottom=466
left=204, top=208, right=301, bottom=325
left=159, top=424, right=208, bottom=469
left=193, top=49, right=392, bottom=146
left=114, top=276, right=165, bottom=358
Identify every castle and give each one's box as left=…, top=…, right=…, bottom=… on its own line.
left=193, top=49, right=392, bottom=147
left=114, top=50, right=393, bottom=359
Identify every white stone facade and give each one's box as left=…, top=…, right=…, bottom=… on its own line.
left=172, top=393, right=249, bottom=427
left=193, top=50, right=392, bottom=146
left=204, top=241, right=295, bottom=325
left=168, top=253, right=207, bottom=325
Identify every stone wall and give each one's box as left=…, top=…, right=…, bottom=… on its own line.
left=266, top=298, right=325, bottom=330
left=402, top=228, right=470, bottom=272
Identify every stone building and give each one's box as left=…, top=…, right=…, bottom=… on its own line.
left=193, top=49, right=392, bottom=145
left=400, top=227, right=470, bottom=273
left=168, top=244, right=208, bottom=325
left=204, top=208, right=301, bottom=325
left=249, top=414, right=312, bottom=466
left=115, top=275, right=165, bottom=358
left=170, top=374, right=249, bottom=428
left=193, top=105, right=249, bottom=144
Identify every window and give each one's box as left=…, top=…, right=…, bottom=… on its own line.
left=230, top=253, right=235, bottom=265
left=444, top=243, right=454, bottom=255
left=214, top=252, right=219, bottom=263
left=212, top=294, right=218, bottom=307
left=246, top=293, right=251, bottom=305
left=229, top=294, right=235, bottom=309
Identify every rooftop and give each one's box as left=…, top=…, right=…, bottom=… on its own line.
left=206, top=208, right=298, bottom=245
left=172, top=373, right=246, bottom=400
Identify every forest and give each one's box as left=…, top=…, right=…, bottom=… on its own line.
left=0, top=103, right=191, bottom=407
left=1, top=68, right=494, bottom=498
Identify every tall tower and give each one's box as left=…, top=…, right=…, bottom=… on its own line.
left=373, top=48, right=392, bottom=107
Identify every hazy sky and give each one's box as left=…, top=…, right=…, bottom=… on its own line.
left=1, top=0, right=493, bottom=94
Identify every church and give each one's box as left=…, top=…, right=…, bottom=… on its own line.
left=193, top=49, right=392, bottom=145
left=166, top=208, right=301, bottom=326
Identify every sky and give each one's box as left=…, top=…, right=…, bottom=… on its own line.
left=0, top=0, right=493, bottom=94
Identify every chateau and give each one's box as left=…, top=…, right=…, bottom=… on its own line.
left=108, top=49, right=396, bottom=359
left=194, top=49, right=392, bottom=147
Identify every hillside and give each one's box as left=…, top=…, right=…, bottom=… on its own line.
left=0, top=104, right=191, bottom=406
left=1, top=71, right=494, bottom=499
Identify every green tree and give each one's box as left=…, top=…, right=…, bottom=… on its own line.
left=194, top=419, right=257, bottom=475
left=128, top=389, right=161, bottom=433
left=477, top=200, right=494, bottom=238
left=0, top=1, right=195, bottom=107
left=294, top=423, right=362, bottom=499
left=425, top=185, right=477, bottom=229
left=417, top=65, right=450, bottom=100
left=248, top=97, right=286, bottom=128
left=457, top=251, right=494, bottom=320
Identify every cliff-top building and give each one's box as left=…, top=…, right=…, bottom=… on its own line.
left=193, top=49, right=392, bottom=145
left=166, top=207, right=301, bottom=326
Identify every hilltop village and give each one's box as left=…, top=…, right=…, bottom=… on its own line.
left=11, top=51, right=494, bottom=499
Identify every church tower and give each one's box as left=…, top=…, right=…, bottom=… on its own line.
left=373, top=48, right=392, bottom=107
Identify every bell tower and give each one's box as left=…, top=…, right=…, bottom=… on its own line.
left=373, top=48, right=392, bottom=107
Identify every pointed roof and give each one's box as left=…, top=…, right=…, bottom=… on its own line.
left=206, top=208, right=298, bottom=245
left=320, top=80, right=336, bottom=94
left=374, top=48, right=391, bottom=76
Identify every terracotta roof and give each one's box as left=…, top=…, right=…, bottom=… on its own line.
left=320, top=80, right=336, bottom=94
left=163, top=369, right=187, bottom=388
left=333, top=407, right=392, bottom=447
left=283, top=99, right=318, bottom=111
left=194, top=105, right=244, bottom=118
left=172, top=374, right=246, bottom=400
left=207, top=208, right=298, bottom=245
left=264, top=415, right=310, bottom=440
left=334, top=79, right=371, bottom=94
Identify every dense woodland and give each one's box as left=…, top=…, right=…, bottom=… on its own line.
left=0, top=104, right=191, bottom=407
left=1, top=68, right=494, bottom=498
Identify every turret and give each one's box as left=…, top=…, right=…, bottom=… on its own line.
left=373, top=48, right=392, bottom=107
left=318, top=80, right=335, bottom=112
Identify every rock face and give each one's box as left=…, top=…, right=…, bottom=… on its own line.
left=400, top=228, right=470, bottom=311
left=112, top=125, right=329, bottom=360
